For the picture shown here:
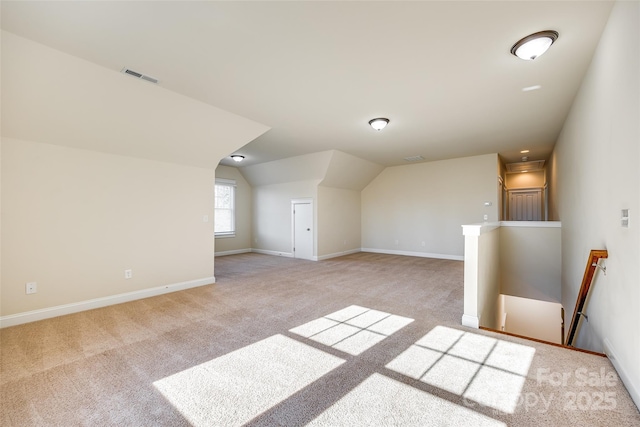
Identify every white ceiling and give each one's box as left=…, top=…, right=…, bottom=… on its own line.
left=1, top=1, right=614, bottom=168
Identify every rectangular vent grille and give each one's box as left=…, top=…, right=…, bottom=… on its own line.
left=404, top=155, right=425, bottom=162
left=506, top=160, right=545, bottom=173
left=121, top=67, right=159, bottom=84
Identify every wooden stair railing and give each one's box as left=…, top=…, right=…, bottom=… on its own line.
left=565, top=249, right=608, bottom=346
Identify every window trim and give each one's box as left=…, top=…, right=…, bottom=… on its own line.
left=214, top=178, right=236, bottom=238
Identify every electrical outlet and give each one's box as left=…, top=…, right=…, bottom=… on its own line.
left=421, top=241, right=426, bottom=247
left=26, top=282, right=37, bottom=294
left=124, top=269, right=133, bottom=279
left=484, top=214, right=488, bottom=221
left=203, top=215, right=209, bottom=223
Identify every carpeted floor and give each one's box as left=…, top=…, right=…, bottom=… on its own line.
left=1, top=252, right=639, bottom=426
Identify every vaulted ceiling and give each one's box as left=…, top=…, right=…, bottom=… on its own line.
left=1, top=1, right=614, bottom=168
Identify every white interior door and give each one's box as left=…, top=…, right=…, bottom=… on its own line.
left=293, top=202, right=313, bottom=260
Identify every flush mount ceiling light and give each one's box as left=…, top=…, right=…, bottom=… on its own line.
left=511, top=30, right=559, bottom=60
left=369, top=118, right=389, bottom=131
left=230, top=155, right=245, bottom=162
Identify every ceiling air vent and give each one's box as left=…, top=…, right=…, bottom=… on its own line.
left=404, top=155, right=425, bottom=162
left=121, top=67, right=159, bottom=84
left=506, top=160, right=545, bottom=173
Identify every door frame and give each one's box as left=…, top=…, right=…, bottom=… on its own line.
left=291, top=198, right=315, bottom=260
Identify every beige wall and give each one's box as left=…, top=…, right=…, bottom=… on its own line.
left=252, top=180, right=319, bottom=256
left=1, top=31, right=267, bottom=322
left=500, top=224, right=561, bottom=303
left=546, top=157, right=559, bottom=221
left=215, top=165, right=252, bottom=255
left=551, top=0, right=639, bottom=405
left=462, top=224, right=500, bottom=329
left=502, top=295, right=562, bottom=344
left=1, top=139, right=215, bottom=316
left=477, top=228, right=500, bottom=330
left=464, top=222, right=562, bottom=331
left=317, top=186, right=361, bottom=258
left=362, top=154, right=499, bottom=258
left=245, top=150, right=381, bottom=259
left=505, top=170, right=545, bottom=189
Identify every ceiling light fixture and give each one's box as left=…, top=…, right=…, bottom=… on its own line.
left=369, top=118, right=389, bottom=131
left=520, top=150, right=530, bottom=154
left=511, top=30, right=559, bottom=60
left=230, top=155, right=245, bottom=162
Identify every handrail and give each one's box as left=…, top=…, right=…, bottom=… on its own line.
left=565, top=249, right=608, bottom=346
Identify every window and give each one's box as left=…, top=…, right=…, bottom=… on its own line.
left=215, top=179, right=236, bottom=237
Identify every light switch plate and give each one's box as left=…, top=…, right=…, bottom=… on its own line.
left=621, top=209, right=630, bottom=228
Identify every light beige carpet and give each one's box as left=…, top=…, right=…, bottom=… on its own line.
left=1, top=252, right=638, bottom=426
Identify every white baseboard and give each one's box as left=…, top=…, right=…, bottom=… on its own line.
left=250, top=248, right=294, bottom=258
left=215, top=248, right=252, bottom=257
left=603, top=338, right=640, bottom=411
left=0, top=276, right=216, bottom=329
left=462, top=314, right=480, bottom=329
left=317, top=248, right=361, bottom=261
left=361, top=247, right=464, bottom=261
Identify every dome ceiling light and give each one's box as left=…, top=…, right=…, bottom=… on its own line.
left=511, top=30, right=559, bottom=60
left=369, top=118, right=389, bottom=131
left=230, top=155, right=245, bottom=162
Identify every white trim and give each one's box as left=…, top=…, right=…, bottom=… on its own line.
left=462, top=314, right=480, bottom=329
left=0, top=277, right=215, bottom=329
left=461, top=222, right=501, bottom=237
left=214, top=233, right=236, bottom=239
left=251, top=248, right=294, bottom=258
left=361, top=248, right=463, bottom=261
left=291, top=198, right=313, bottom=204
left=215, top=178, right=236, bottom=186
left=461, top=221, right=561, bottom=236
left=507, top=186, right=544, bottom=193
left=215, top=248, right=252, bottom=257
left=603, top=338, right=640, bottom=411
left=499, top=220, right=561, bottom=228
left=317, top=248, right=361, bottom=261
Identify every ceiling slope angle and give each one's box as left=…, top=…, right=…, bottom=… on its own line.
left=1, top=31, right=270, bottom=169
left=0, top=1, right=615, bottom=167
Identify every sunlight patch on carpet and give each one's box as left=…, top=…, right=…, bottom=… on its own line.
left=307, top=373, right=506, bottom=426
left=153, top=334, right=344, bottom=426
left=290, top=305, right=414, bottom=355
left=386, top=325, right=535, bottom=414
